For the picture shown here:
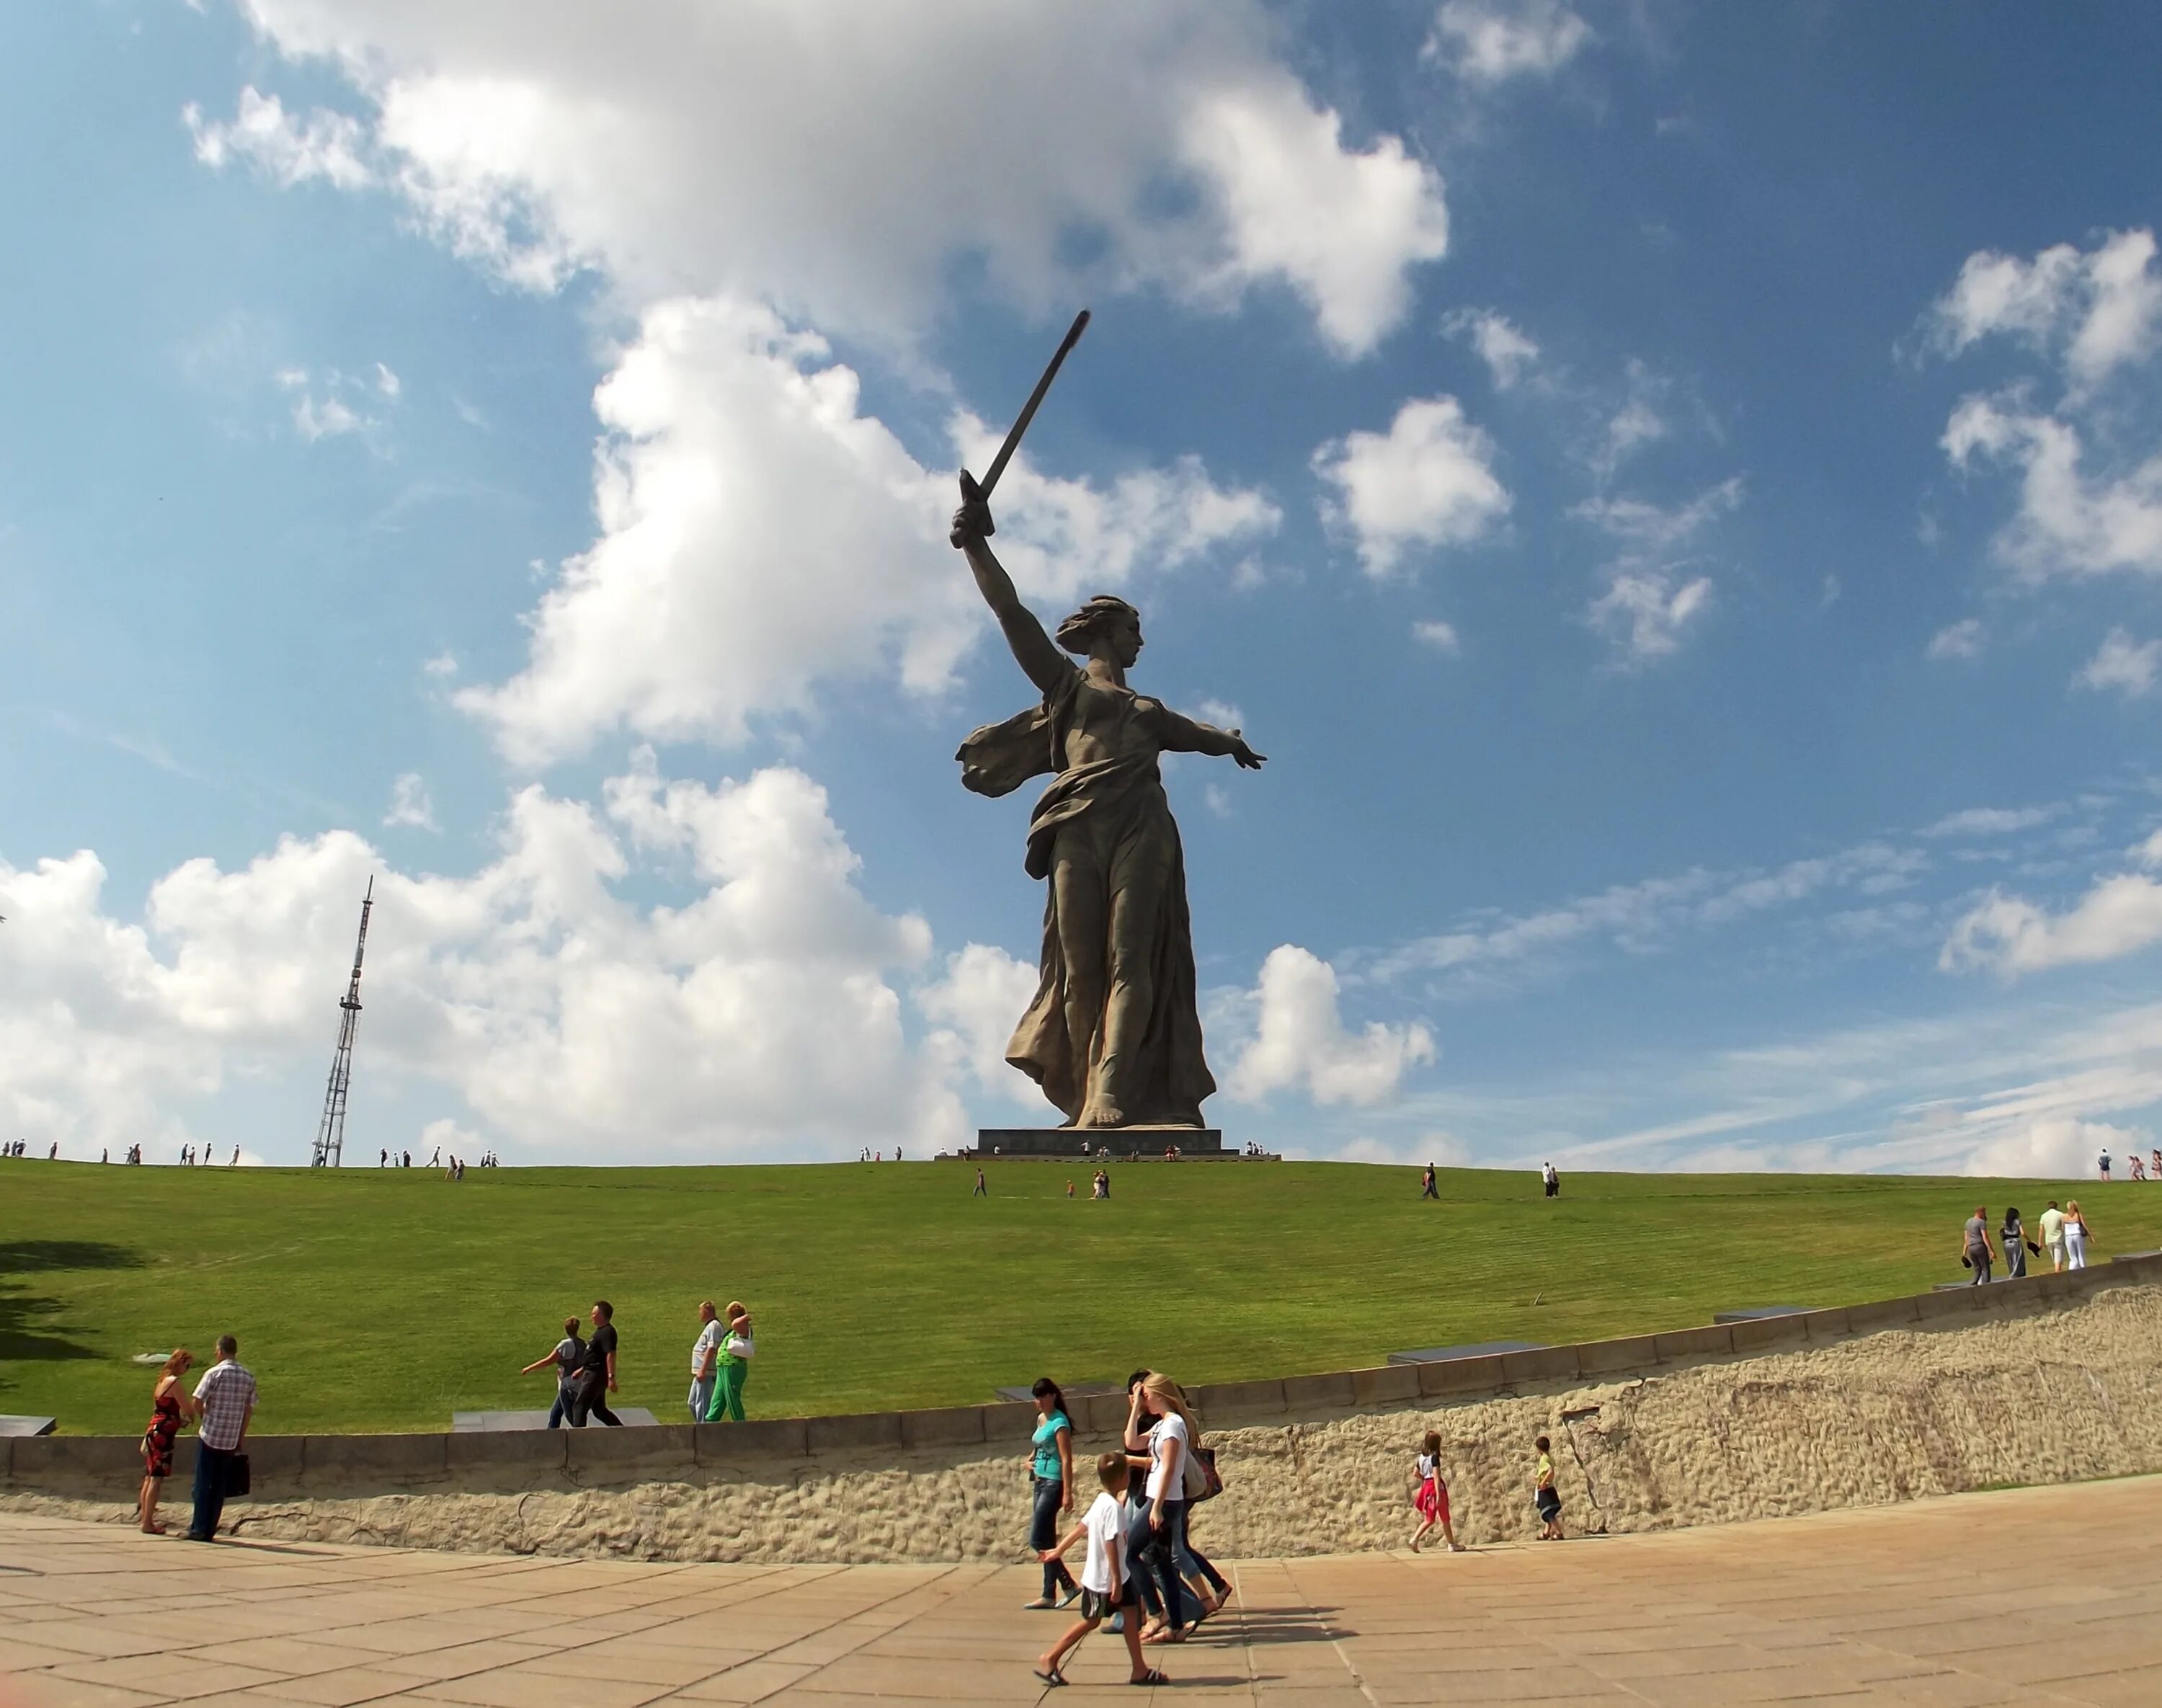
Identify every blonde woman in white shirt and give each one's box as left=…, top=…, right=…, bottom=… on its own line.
left=1124, top=1372, right=1202, bottom=1645
left=2065, top=1200, right=2092, bottom=1270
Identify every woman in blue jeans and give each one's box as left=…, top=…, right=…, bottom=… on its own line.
left=1023, top=1377, right=1080, bottom=1609
left=1125, top=1371, right=1221, bottom=1643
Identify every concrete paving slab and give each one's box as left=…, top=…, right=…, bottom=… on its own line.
left=5, top=1477, right=2162, bottom=1707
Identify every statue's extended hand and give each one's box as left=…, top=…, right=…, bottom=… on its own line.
left=951, top=471, right=995, bottom=546
left=1231, top=734, right=1266, bottom=770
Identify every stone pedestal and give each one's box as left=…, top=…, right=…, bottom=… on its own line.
left=974, top=1126, right=1224, bottom=1159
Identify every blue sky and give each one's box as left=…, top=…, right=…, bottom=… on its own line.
left=6, top=1, right=2162, bottom=1173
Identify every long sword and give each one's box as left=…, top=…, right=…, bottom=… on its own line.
left=959, top=308, right=1090, bottom=533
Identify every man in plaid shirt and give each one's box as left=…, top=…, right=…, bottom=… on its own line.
left=186, top=1334, right=257, bottom=1542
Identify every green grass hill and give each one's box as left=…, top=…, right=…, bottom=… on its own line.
left=2, top=1159, right=2151, bottom=1436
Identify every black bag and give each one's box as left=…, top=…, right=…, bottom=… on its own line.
left=1960, top=1253, right=1971, bottom=1269
left=224, top=1452, right=252, bottom=1498
left=1185, top=1444, right=1224, bottom=1503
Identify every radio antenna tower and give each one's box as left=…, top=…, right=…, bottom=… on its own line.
left=309, top=877, right=373, bottom=1168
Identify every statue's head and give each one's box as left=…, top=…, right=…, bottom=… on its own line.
left=1056, top=595, right=1142, bottom=668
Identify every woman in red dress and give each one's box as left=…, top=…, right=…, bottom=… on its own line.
left=138, top=1348, right=195, bottom=1534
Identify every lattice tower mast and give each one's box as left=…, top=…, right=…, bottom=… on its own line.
left=309, top=877, right=373, bottom=1168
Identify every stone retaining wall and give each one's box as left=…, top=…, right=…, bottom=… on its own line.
left=8, top=1255, right=2160, bottom=1561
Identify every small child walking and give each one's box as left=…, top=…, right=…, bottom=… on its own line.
left=1534, top=1434, right=1563, bottom=1540
left=1408, top=1430, right=1465, bottom=1553
left=1033, top=1451, right=1167, bottom=1690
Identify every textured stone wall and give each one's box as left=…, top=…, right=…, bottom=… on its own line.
left=9, top=1280, right=2160, bottom=1564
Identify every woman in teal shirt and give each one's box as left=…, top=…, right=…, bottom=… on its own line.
left=1024, top=1377, right=1080, bottom=1609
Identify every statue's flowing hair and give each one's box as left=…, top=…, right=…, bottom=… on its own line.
left=1054, top=595, right=1140, bottom=656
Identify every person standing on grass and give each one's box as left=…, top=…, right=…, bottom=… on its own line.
left=2065, top=1200, right=2092, bottom=1269
left=2099, top=1147, right=2111, bottom=1181
left=569, top=1301, right=622, bottom=1427
left=185, top=1335, right=256, bottom=1542
left=2039, top=1201, right=2067, bottom=1273
left=138, top=1348, right=195, bottom=1534
left=1534, top=1435, right=1562, bottom=1541
left=1962, top=1205, right=1997, bottom=1284
left=1033, top=1452, right=1164, bottom=1690
left=1420, top=1164, right=1438, bottom=1200
left=689, top=1300, right=723, bottom=1423
left=520, top=1316, right=583, bottom=1428
left=706, top=1302, right=755, bottom=1421
left=974, top=1166, right=988, bottom=1197
left=1024, top=1378, right=1082, bottom=1609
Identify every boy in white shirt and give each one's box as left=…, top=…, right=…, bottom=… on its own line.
left=1033, top=1452, right=1165, bottom=1689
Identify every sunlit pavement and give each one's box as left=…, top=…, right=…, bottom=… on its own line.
left=4, top=1476, right=2161, bottom=1706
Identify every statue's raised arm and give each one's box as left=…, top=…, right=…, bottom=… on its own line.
left=950, top=474, right=1069, bottom=697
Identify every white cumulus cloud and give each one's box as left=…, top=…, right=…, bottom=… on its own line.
left=2076, top=627, right=2162, bottom=698
left=1926, top=617, right=1986, bottom=661
left=184, top=86, right=373, bottom=190
left=0, top=755, right=966, bottom=1162
left=1312, top=396, right=1510, bottom=577
left=1425, top=1, right=1591, bottom=84
left=1225, top=945, right=1434, bottom=1106
left=1942, top=873, right=2162, bottom=978
left=1575, top=479, right=1740, bottom=664
left=1928, top=228, right=2162, bottom=390
left=383, top=773, right=438, bottom=831
left=202, top=0, right=1448, bottom=356
left=1941, top=397, right=2162, bottom=581
left=1442, top=307, right=1540, bottom=390
left=455, top=296, right=1276, bottom=762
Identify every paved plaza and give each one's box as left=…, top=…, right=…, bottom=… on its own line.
left=4, top=1476, right=2161, bottom=1707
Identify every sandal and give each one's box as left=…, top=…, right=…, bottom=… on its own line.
left=1023, top=1598, right=1057, bottom=1611
left=1128, top=1668, right=1169, bottom=1686
left=1033, top=1665, right=1067, bottom=1687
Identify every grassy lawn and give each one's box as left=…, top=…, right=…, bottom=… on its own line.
left=3, top=1159, right=2154, bottom=1437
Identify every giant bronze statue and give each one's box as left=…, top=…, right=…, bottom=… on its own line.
left=950, top=313, right=1263, bottom=1131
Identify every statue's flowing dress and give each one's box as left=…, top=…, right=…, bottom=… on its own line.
left=958, top=663, right=1214, bottom=1127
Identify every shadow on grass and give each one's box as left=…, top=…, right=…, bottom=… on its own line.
left=0, top=1240, right=142, bottom=1372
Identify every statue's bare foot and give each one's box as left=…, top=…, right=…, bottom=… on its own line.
left=1078, top=1103, right=1128, bottom=1129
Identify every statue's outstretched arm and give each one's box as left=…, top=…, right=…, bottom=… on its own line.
left=951, top=483, right=1069, bottom=697
left=1160, top=707, right=1266, bottom=770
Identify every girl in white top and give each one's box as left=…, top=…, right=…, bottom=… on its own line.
left=1124, top=1373, right=1204, bottom=1644
left=1408, top=1429, right=1465, bottom=1553
left=2064, top=1201, right=2091, bottom=1270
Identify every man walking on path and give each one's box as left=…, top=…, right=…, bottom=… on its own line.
left=974, top=1167, right=988, bottom=1197
left=186, top=1335, right=256, bottom=1542
left=690, top=1300, right=722, bottom=1423
left=2039, top=1201, right=2068, bottom=1272
left=570, top=1300, right=623, bottom=1427
left=1962, top=1205, right=1998, bottom=1284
